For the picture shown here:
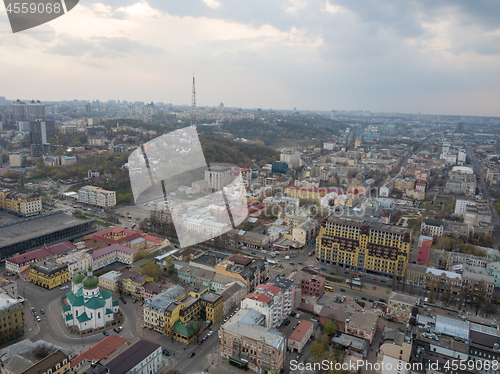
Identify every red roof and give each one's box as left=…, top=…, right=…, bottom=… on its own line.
left=142, top=235, right=163, bottom=244
left=288, top=320, right=314, bottom=342
left=256, top=284, right=282, bottom=295
left=7, top=241, right=76, bottom=265
left=86, top=227, right=143, bottom=245
left=70, top=335, right=127, bottom=368
left=417, top=240, right=432, bottom=265
left=244, top=292, right=273, bottom=304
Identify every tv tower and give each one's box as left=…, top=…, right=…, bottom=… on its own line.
left=191, top=75, right=197, bottom=127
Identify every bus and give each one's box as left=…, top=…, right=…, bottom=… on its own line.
left=325, top=285, right=333, bottom=292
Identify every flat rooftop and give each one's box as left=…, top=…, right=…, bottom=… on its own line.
left=0, top=211, right=91, bottom=248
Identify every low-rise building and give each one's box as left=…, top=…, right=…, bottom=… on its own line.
left=486, top=262, right=500, bottom=287
left=100, top=338, right=162, bottom=374
left=140, top=282, right=165, bottom=300
left=0, top=189, right=41, bottom=217
left=78, top=186, right=116, bottom=208
left=345, top=310, right=379, bottom=343
left=20, top=350, right=70, bottom=374
left=29, top=262, right=69, bottom=289
left=92, top=244, right=137, bottom=270
left=300, top=275, right=325, bottom=298
left=55, top=251, right=92, bottom=278
left=386, top=292, right=420, bottom=324
left=288, top=320, right=314, bottom=353
left=420, top=218, right=444, bottom=237
left=70, top=335, right=127, bottom=370
left=118, top=271, right=153, bottom=299
left=98, top=271, right=121, bottom=291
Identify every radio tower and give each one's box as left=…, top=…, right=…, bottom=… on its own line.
left=191, top=75, right=197, bottom=127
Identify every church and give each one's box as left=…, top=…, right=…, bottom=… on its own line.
left=62, top=267, right=120, bottom=331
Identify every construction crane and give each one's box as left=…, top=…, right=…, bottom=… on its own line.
left=54, top=134, right=59, bottom=147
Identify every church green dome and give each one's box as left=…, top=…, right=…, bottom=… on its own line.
left=72, top=273, right=86, bottom=284
left=82, top=275, right=99, bottom=290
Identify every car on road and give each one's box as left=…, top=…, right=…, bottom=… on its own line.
left=235, top=308, right=239, bottom=312
left=188, top=352, right=195, bottom=358
left=361, top=297, right=367, bottom=300
left=298, top=262, right=303, bottom=265
left=290, top=263, right=295, bottom=265
left=119, top=297, right=127, bottom=304
left=224, top=317, right=229, bottom=322
left=251, top=252, right=256, bottom=255
left=40, top=309, right=44, bottom=314
left=372, top=277, right=378, bottom=281
left=330, top=272, right=335, bottom=275
left=380, top=280, right=386, bottom=283
left=163, top=350, right=170, bottom=356
left=365, top=276, right=371, bottom=279
left=368, top=299, right=374, bottom=303
left=103, top=331, right=110, bottom=336
left=279, top=265, right=284, bottom=269
left=340, top=289, right=345, bottom=292
left=320, top=268, right=326, bottom=271
left=198, top=339, right=204, bottom=345
left=207, top=331, right=213, bottom=336
left=114, top=326, right=123, bottom=333
left=379, top=298, right=386, bottom=303
left=36, top=316, right=41, bottom=322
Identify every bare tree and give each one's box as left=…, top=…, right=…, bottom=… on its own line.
left=475, top=280, right=487, bottom=315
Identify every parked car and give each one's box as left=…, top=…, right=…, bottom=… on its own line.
left=36, top=316, right=41, bottom=322
left=340, top=289, right=345, bottom=292
left=188, top=352, right=196, bottom=358
left=163, top=350, right=170, bottom=356
left=207, top=331, right=213, bottom=336
left=379, top=298, right=386, bottom=303
left=298, top=262, right=303, bottom=265
left=368, top=299, right=374, bottom=303
left=320, top=268, right=326, bottom=271
left=103, top=331, right=110, bottom=336
left=361, top=297, right=367, bottom=300
left=284, top=320, right=291, bottom=326
left=40, top=309, right=44, bottom=314
left=198, top=339, right=204, bottom=345
left=330, top=272, right=335, bottom=275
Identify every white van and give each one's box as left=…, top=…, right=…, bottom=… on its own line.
left=284, top=256, right=289, bottom=260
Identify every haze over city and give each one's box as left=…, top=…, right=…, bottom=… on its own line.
left=2, top=0, right=500, bottom=116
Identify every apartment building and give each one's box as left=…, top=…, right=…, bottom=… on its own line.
left=205, top=166, right=231, bottom=190
left=118, top=271, right=153, bottom=299
left=379, top=180, right=394, bottom=197
left=316, top=215, right=411, bottom=277
left=0, top=293, right=24, bottom=343
left=386, top=292, right=420, bottom=324
left=78, top=186, right=116, bottom=208
left=143, top=285, right=223, bottom=343
left=446, top=167, right=477, bottom=195
left=240, top=293, right=275, bottom=328
left=464, top=203, right=492, bottom=226
left=92, top=244, right=137, bottom=270
left=219, top=308, right=286, bottom=373
left=0, top=189, right=41, bottom=217
left=98, top=271, right=121, bottom=291
left=29, top=262, right=69, bottom=289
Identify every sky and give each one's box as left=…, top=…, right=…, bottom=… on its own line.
left=2, top=0, right=500, bottom=116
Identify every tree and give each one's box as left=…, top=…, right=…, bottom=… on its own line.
left=135, top=249, right=152, bottom=261
left=310, top=341, right=326, bottom=363
left=33, top=343, right=55, bottom=359
left=459, top=285, right=468, bottom=308
left=165, top=257, right=177, bottom=276
left=475, top=280, right=487, bottom=315
left=324, top=320, right=338, bottom=336
left=429, top=280, right=436, bottom=303
left=140, top=262, right=162, bottom=281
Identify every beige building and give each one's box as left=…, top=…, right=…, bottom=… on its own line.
left=376, top=329, right=413, bottom=374
left=98, top=270, right=121, bottom=291
left=387, top=292, right=420, bottom=324
left=205, top=166, right=230, bottom=190
left=288, top=320, right=314, bottom=353
left=219, top=308, right=286, bottom=373
left=345, top=310, right=379, bottom=344
left=55, top=251, right=92, bottom=278
left=9, top=154, right=22, bottom=168
left=0, top=293, right=24, bottom=343
left=77, top=186, right=116, bottom=208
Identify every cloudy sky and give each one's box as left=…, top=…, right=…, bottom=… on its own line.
left=1, top=0, right=500, bottom=116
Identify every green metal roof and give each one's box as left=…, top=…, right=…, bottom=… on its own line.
left=72, top=273, right=85, bottom=284
left=65, top=314, right=73, bottom=321
left=62, top=305, right=71, bottom=312
left=85, top=297, right=106, bottom=310
left=100, top=290, right=112, bottom=299
left=112, top=300, right=119, bottom=307
left=171, top=320, right=202, bottom=338
left=106, top=309, right=113, bottom=315
left=82, top=275, right=99, bottom=290
left=66, top=291, right=85, bottom=307
left=77, top=313, right=91, bottom=323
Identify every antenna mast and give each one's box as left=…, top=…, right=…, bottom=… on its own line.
left=191, top=75, right=197, bottom=127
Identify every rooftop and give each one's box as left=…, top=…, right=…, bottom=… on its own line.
left=7, top=241, right=76, bottom=265
left=92, top=244, right=137, bottom=259
left=389, top=292, right=420, bottom=305
left=0, top=212, right=90, bottom=251
left=70, top=335, right=127, bottom=368
left=102, top=339, right=161, bottom=374
left=288, top=320, right=314, bottom=342
left=346, top=310, right=379, bottom=332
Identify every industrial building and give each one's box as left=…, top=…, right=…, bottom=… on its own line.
left=0, top=211, right=95, bottom=262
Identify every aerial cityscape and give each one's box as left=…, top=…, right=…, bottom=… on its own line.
left=2, top=2, right=500, bottom=374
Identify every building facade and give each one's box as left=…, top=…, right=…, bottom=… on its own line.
left=316, top=215, right=411, bottom=276
left=29, top=262, right=69, bottom=289
left=0, top=294, right=24, bottom=343
left=78, top=186, right=116, bottom=208
left=386, top=292, right=420, bottom=324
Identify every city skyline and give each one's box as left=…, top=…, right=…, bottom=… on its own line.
left=2, top=1, right=500, bottom=116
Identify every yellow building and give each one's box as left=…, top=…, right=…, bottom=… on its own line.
left=0, top=295, right=24, bottom=343
left=29, top=262, right=69, bottom=289
left=316, top=216, right=411, bottom=277
left=23, top=350, right=70, bottom=374
left=143, top=285, right=223, bottom=344
left=0, top=189, right=41, bottom=217
left=118, top=271, right=153, bottom=299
